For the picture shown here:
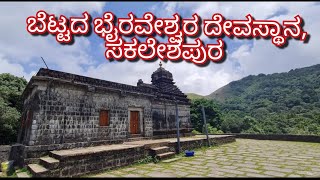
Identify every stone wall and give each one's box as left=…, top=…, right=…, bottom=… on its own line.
left=18, top=84, right=40, bottom=146
left=168, top=135, right=236, bottom=153
left=152, top=101, right=192, bottom=136
left=0, top=145, right=11, bottom=167
left=211, top=133, right=320, bottom=143
left=51, top=146, right=145, bottom=177
left=16, top=139, right=126, bottom=166
left=20, top=78, right=154, bottom=147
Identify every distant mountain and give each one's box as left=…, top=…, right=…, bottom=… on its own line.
left=207, top=64, right=320, bottom=103
left=206, top=85, right=232, bottom=102
left=186, top=93, right=206, bottom=100
left=190, top=63, right=320, bottom=135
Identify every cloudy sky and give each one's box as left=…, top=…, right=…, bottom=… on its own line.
left=0, top=2, right=319, bottom=96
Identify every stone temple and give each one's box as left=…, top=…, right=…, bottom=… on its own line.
left=17, top=62, right=193, bottom=166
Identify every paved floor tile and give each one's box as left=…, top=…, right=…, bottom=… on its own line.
left=263, top=170, right=287, bottom=177
left=90, top=139, right=320, bottom=178
left=146, top=171, right=176, bottom=177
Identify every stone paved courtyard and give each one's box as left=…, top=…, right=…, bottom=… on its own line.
left=90, top=139, right=320, bottom=177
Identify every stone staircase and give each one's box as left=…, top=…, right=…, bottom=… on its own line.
left=27, top=164, right=49, bottom=177
left=150, top=146, right=175, bottom=160
left=16, top=171, right=31, bottom=178
left=124, top=139, right=176, bottom=161
left=26, top=143, right=145, bottom=177
left=27, top=153, right=61, bottom=177
left=40, top=156, right=60, bottom=169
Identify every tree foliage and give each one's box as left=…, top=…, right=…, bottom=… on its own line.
left=190, top=98, right=222, bottom=133
left=0, top=73, right=27, bottom=144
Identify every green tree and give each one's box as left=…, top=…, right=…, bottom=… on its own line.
left=190, top=98, right=222, bottom=133
left=204, top=123, right=224, bottom=134
left=0, top=73, right=27, bottom=144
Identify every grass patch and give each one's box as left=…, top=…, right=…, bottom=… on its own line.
left=10, top=167, right=32, bottom=177
left=136, top=155, right=155, bottom=164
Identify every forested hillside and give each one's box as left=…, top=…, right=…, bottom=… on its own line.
left=191, top=64, right=320, bottom=135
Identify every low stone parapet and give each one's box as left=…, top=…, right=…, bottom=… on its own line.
left=212, top=133, right=320, bottom=143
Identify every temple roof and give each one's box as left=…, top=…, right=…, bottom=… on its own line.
left=24, top=62, right=190, bottom=104
left=150, top=62, right=185, bottom=96
left=151, top=62, right=174, bottom=83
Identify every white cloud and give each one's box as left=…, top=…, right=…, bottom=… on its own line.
left=81, top=59, right=243, bottom=96
left=41, top=2, right=106, bottom=15
left=0, top=2, right=105, bottom=15
left=0, top=54, right=35, bottom=80
left=146, top=2, right=320, bottom=95
left=230, top=44, right=251, bottom=60
left=0, top=2, right=106, bottom=80
left=233, top=3, right=320, bottom=76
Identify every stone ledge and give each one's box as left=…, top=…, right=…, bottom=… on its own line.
left=50, top=144, right=143, bottom=159
left=217, top=133, right=320, bottom=143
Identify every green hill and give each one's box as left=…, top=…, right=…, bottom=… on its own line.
left=187, top=93, right=206, bottom=100
left=207, top=64, right=320, bottom=104
left=191, top=64, right=320, bottom=135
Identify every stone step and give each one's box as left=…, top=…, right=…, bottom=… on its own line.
left=162, top=157, right=181, bottom=163
left=16, top=172, right=31, bottom=178
left=49, top=151, right=62, bottom=160
left=156, top=152, right=175, bottom=160
left=40, top=156, right=60, bottom=170
left=49, top=144, right=143, bottom=161
left=150, top=146, right=170, bottom=155
left=27, top=164, right=48, bottom=177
